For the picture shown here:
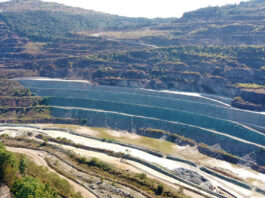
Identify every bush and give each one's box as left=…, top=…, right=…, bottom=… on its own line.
left=88, top=158, right=111, bottom=171
left=19, top=158, right=27, bottom=175
left=80, top=119, right=88, bottom=125
left=40, top=97, right=52, bottom=105
left=236, top=83, right=265, bottom=89
left=0, top=143, right=82, bottom=198
left=12, top=176, right=58, bottom=198
left=156, top=184, right=164, bottom=195
left=0, top=150, right=18, bottom=181
left=0, top=144, right=18, bottom=186
left=78, top=156, right=87, bottom=164
left=137, top=173, right=147, bottom=180
left=25, top=161, right=81, bottom=198
left=3, top=163, right=17, bottom=187
left=0, top=142, right=5, bottom=150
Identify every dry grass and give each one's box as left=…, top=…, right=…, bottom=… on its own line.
left=102, top=30, right=171, bottom=39
left=79, top=29, right=173, bottom=39
left=22, top=42, right=46, bottom=54
left=47, top=124, right=176, bottom=155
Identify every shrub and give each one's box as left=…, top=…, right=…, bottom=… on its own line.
left=25, top=161, right=81, bottom=198
left=3, top=163, right=17, bottom=187
left=40, top=97, right=52, bottom=105
left=19, top=158, right=27, bottom=175
left=137, top=173, right=147, bottom=180
left=88, top=158, right=111, bottom=171
left=12, top=176, right=58, bottom=198
left=0, top=150, right=18, bottom=181
left=236, top=83, right=265, bottom=89
left=0, top=143, right=82, bottom=198
left=78, top=156, right=87, bottom=164
left=156, top=184, right=164, bottom=195
left=0, top=142, right=5, bottom=150
left=80, top=119, right=88, bottom=125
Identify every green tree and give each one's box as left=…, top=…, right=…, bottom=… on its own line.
left=156, top=184, right=164, bottom=195
left=80, top=119, right=88, bottom=125
left=3, top=163, right=17, bottom=187
left=40, top=97, right=52, bottom=106
left=0, top=147, right=18, bottom=187
left=137, top=173, right=147, bottom=180
left=12, top=176, right=58, bottom=198
left=0, top=142, right=5, bottom=150
left=0, top=150, right=17, bottom=181
left=19, top=158, right=27, bottom=175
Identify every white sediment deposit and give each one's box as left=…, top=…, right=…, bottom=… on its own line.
left=1, top=125, right=265, bottom=198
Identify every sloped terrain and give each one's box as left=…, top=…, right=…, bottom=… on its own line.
left=2, top=124, right=265, bottom=197
left=0, top=0, right=265, bottom=110
left=19, top=79, right=265, bottom=173
left=1, top=1, right=265, bottom=197
left=0, top=0, right=165, bottom=41
left=0, top=80, right=50, bottom=120
left=116, top=0, right=265, bottom=46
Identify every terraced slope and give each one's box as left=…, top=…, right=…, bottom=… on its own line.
left=118, top=0, right=265, bottom=46
left=0, top=80, right=50, bottom=120
left=0, top=0, right=265, bottom=111
left=19, top=79, right=265, bottom=169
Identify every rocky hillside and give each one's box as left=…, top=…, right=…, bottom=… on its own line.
left=148, top=0, right=265, bottom=46
left=0, top=0, right=265, bottom=111
left=0, top=80, right=51, bottom=120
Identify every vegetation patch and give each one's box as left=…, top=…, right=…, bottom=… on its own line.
left=1, top=135, right=189, bottom=198
left=236, top=83, right=265, bottom=89
left=0, top=141, right=82, bottom=198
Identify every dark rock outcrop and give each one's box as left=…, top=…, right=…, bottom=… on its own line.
left=232, top=89, right=265, bottom=111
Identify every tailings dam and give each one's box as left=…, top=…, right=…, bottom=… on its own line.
left=19, top=78, right=265, bottom=167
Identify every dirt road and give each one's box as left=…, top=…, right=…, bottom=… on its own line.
left=3, top=126, right=264, bottom=198
left=61, top=145, right=211, bottom=198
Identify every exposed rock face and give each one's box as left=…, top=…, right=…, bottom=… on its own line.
left=232, top=89, right=265, bottom=111
left=147, top=79, right=168, bottom=89
left=173, top=168, right=214, bottom=190
left=97, top=78, right=146, bottom=88
left=231, top=97, right=264, bottom=111
left=91, top=183, right=134, bottom=198
left=128, top=80, right=142, bottom=88
left=240, top=89, right=265, bottom=106
left=0, top=184, right=11, bottom=198
left=198, top=76, right=234, bottom=96
left=116, top=80, right=129, bottom=87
